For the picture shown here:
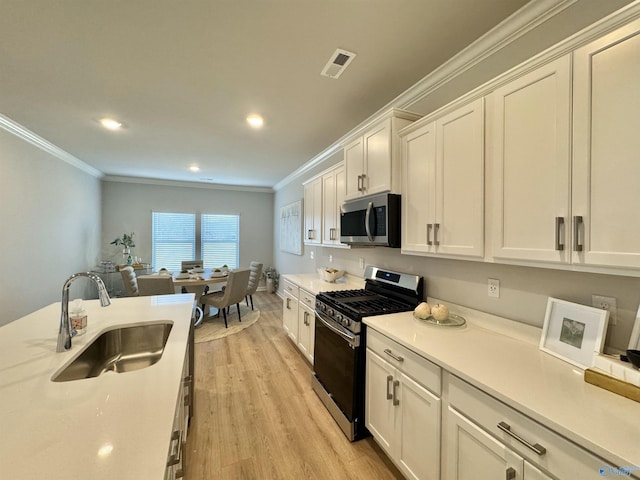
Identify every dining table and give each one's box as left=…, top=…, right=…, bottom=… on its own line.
left=169, top=267, right=229, bottom=288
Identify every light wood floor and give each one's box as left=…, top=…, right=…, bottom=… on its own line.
left=185, top=291, right=403, bottom=480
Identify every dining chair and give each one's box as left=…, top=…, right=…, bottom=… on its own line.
left=137, top=275, right=204, bottom=326
left=200, top=269, right=250, bottom=328
left=245, top=261, right=263, bottom=310
left=181, top=260, right=203, bottom=271
left=137, top=275, right=176, bottom=296
left=119, top=266, right=139, bottom=296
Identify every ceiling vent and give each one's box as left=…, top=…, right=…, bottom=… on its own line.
left=320, top=48, right=356, bottom=79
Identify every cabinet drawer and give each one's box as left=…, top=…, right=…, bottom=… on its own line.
left=282, top=279, right=299, bottom=299
left=367, top=328, right=441, bottom=396
left=299, top=288, right=315, bottom=309
left=447, top=374, right=626, bottom=479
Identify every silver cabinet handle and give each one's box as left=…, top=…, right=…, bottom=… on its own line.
left=303, top=311, right=309, bottom=326
left=285, top=297, right=291, bottom=309
left=167, top=430, right=182, bottom=466
left=357, top=174, right=363, bottom=192
left=365, top=201, right=374, bottom=241
left=427, top=224, right=433, bottom=246
left=361, top=174, right=367, bottom=191
left=434, top=223, right=440, bottom=246
left=392, top=380, right=400, bottom=406
left=386, top=375, right=393, bottom=400
left=497, top=422, right=546, bottom=456
left=573, top=215, right=583, bottom=251
left=506, top=467, right=516, bottom=480
left=329, top=227, right=336, bottom=240
left=555, top=216, right=565, bottom=251
left=384, top=348, right=404, bottom=362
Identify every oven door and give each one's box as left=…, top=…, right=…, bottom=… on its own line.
left=313, top=310, right=362, bottom=421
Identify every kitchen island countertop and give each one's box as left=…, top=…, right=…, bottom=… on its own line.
left=363, top=299, right=640, bottom=471
left=0, top=294, right=194, bottom=479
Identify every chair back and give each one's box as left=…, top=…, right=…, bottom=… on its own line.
left=220, top=269, right=251, bottom=307
left=181, top=260, right=203, bottom=270
left=246, top=262, right=263, bottom=296
left=137, top=275, right=176, bottom=296
left=120, top=266, right=139, bottom=296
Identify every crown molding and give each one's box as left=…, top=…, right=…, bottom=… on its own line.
left=0, top=113, right=103, bottom=178
left=273, top=0, right=579, bottom=191
left=102, top=175, right=274, bottom=193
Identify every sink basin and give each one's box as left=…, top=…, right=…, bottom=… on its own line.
left=52, top=322, right=173, bottom=382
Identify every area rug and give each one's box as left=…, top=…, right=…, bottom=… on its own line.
left=194, top=304, right=260, bottom=343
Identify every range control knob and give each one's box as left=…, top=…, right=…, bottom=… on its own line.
left=327, top=308, right=334, bottom=317
left=342, top=318, right=351, bottom=328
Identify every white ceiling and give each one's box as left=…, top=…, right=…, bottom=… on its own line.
left=0, top=0, right=531, bottom=189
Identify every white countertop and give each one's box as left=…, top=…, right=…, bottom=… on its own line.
left=363, top=300, right=640, bottom=469
left=0, top=294, right=194, bottom=480
left=281, top=272, right=364, bottom=295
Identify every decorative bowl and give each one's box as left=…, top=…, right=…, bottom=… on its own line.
left=318, top=268, right=344, bottom=283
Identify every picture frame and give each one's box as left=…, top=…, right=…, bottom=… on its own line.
left=279, top=199, right=303, bottom=255
left=539, top=297, right=609, bottom=369
left=629, top=302, right=640, bottom=350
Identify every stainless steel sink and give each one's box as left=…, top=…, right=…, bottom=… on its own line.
left=52, top=322, right=173, bottom=382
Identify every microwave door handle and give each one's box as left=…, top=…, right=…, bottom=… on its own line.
left=365, top=201, right=374, bottom=242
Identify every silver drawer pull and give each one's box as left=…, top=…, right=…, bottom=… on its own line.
left=386, top=375, right=393, bottom=400
left=392, top=380, right=400, bottom=406
left=497, top=422, right=546, bottom=456
left=384, top=348, right=404, bottom=362
left=573, top=215, right=583, bottom=251
left=427, top=224, right=433, bottom=246
left=555, top=216, right=565, bottom=251
left=167, top=430, right=182, bottom=466
left=434, top=223, right=440, bottom=246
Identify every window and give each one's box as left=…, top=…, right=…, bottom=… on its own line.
left=152, top=212, right=196, bottom=272
left=152, top=212, right=239, bottom=271
left=201, top=214, right=239, bottom=269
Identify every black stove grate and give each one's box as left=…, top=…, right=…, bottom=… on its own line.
left=317, top=288, right=416, bottom=319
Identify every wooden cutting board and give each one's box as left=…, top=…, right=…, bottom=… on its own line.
left=584, top=368, right=640, bottom=403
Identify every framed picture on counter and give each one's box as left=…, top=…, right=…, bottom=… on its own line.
left=539, top=297, right=609, bottom=369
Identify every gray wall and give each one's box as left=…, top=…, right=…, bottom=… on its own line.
left=0, top=129, right=102, bottom=325
left=101, top=180, right=274, bottom=277
left=273, top=0, right=640, bottom=353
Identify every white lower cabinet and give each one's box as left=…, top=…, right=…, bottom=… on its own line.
left=165, top=348, right=191, bottom=480
left=297, top=289, right=316, bottom=363
left=366, top=329, right=441, bottom=480
left=282, top=280, right=299, bottom=342
left=443, top=374, right=614, bottom=480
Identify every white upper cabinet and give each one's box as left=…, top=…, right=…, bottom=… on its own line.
left=402, top=98, right=484, bottom=259
left=572, top=17, right=640, bottom=269
left=489, top=55, right=572, bottom=264
left=321, top=164, right=347, bottom=247
left=303, top=177, right=322, bottom=244
left=344, top=109, right=421, bottom=200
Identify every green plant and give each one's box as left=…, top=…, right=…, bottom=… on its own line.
left=110, top=232, right=136, bottom=248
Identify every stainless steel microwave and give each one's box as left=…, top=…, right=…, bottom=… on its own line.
left=340, top=193, right=401, bottom=247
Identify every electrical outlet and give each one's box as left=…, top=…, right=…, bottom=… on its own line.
left=329, top=254, right=333, bottom=263
left=488, top=278, right=500, bottom=298
left=310, top=250, right=314, bottom=260
left=359, top=257, right=365, bottom=269
left=592, top=294, right=617, bottom=325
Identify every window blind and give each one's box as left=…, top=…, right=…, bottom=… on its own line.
left=201, top=214, right=239, bottom=269
left=152, top=212, right=196, bottom=272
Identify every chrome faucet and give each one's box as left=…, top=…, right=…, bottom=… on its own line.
left=57, top=272, right=111, bottom=352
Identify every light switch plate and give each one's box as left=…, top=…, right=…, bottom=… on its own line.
left=592, top=294, right=617, bottom=325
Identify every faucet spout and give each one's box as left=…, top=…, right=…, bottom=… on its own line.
left=57, top=272, right=111, bottom=352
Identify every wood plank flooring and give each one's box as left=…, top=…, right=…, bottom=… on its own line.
left=184, top=291, right=403, bottom=480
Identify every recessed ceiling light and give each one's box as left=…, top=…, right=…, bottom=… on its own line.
left=99, top=118, right=122, bottom=130
left=189, top=165, right=200, bottom=172
left=246, top=114, right=264, bottom=128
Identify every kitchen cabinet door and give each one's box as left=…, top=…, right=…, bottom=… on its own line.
left=363, top=119, right=392, bottom=196
left=304, top=177, right=322, bottom=244
left=445, top=407, right=523, bottom=480
left=524, top=462, right=553, bottom=480
left=297, top=302, right=315, bottom=363
left=365, top=349, right=397, bottom=453
left=322, top=164, right=347, bottom=246
left=572, top=18, right=640, bottom=269
left=434, top=98, right=484, bottom=258
left=344, top=136, right=364, bottom=200
left=282, top=291, right=298, bottom=342
left=490, top=55, right=571, bottom=263
left=397, top=371, right=441, bottom=480
left=402, top=121, right=436, bottom=254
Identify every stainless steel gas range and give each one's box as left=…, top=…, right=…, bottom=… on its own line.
left=311, top=266, right=424, bottom=441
